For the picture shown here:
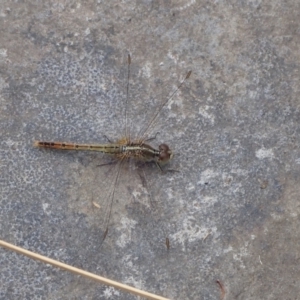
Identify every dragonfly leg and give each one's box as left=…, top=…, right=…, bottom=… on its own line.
left=163, top=168, right=180, bottom=174
left=144, top=131, right=160, bottom=142
left=155, top=161, right=179, bottom=174
left=97, top=160, right=118, bottom=167
left=103, top=134, right=114, bottom=143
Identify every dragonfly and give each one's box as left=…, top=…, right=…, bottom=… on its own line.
left=34, top=54, right=191, bottom=249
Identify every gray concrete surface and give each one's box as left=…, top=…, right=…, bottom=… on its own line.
left=1, top=1, right=300, bottom=299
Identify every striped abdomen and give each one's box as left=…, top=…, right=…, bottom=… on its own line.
left=34, top=141, right=122, bottom=154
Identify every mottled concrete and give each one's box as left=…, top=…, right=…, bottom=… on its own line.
left=1, top=1, right=300, bottom=299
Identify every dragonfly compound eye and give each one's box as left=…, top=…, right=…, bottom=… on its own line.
left=158, top=144, right=173, bottom=163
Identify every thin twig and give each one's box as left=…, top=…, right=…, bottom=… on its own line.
left=0, top=240, right=170, bottom=300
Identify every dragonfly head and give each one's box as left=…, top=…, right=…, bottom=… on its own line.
left=158, top=144, right=173, bottom=164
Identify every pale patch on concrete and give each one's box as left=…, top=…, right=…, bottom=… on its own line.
left=232, top=242, right=251, bottom=269
left=171, top=0, right=196, bottom=12
left=198, top=169, right=218, bottom=185
left=186, top=182, right=195, bottom=192
left=198, top=105, right=215, bottom=124
left=201, top=195, right=218, bottom=207
left=171, top=216, right=217, bottom=246
left=223, top=245, right=233, bottom=253
left=116, top=216, right=137, bottom=248
left=0, top=48, right=7, bottom=57
left=140, top=61, right=152, bottom=79
left=102, top=286, right=120, bottom=298
left=42, top=203, right=50, bottom=215
left=255, top=148, right=275, bottom=159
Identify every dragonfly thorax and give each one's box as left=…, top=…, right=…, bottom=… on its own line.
left=121, top=142, right=173, bottom=165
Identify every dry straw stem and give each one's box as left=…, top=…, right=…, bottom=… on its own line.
left=0, top=240, right=170, bottom=300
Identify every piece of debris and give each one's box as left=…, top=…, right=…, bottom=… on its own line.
left=216, top=280, right=225, bottom=300
left=92, top=201, right=101, bottom=208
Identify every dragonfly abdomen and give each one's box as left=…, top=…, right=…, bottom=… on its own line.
left=34, top=141, right=123, bottom=154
